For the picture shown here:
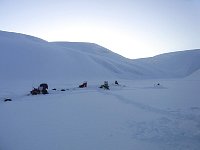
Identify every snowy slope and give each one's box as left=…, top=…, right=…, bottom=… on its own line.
left=0, top=31, right=116, bottom=82
left=185, top=69, right=200, bottom=79
left=48, top=42, right=200, bottom=79
left=51, top=42, right=156, bottom=79
left=0, top=30, right=152, bottom=84
left=133, top=49, right=200, bottom=78
left=1, top=30, right=200, bottom=83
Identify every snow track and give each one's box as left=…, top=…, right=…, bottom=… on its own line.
left=95, top=81, right=200, bottom=150
left=0, top=79, right=200, bottom=150
left=102, top=91, right=200, bottom=122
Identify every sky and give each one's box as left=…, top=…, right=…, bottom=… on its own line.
left=0, top=0, right=200, bottom=59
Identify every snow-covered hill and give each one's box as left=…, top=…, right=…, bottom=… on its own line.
left=133, top=49, right=200, bottom=78
left=1, top=30, right=200, bottom=84
left=0, top=30, right=148, bottom=83
left=0, top=31, right=118, bottom=82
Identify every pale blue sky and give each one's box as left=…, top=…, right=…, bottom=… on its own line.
left=1, top=0, right=200, bottom=58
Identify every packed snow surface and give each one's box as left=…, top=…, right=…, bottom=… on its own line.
left=0, top=79, right=200, bottom=150
left=0, top=30, right=200, bottom=150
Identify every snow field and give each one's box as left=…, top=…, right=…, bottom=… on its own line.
left=0, top=79, right=200, bottom=150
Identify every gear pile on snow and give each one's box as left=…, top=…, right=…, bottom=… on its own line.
left=79, top=81, right=87, bottom=88
left=30, top=83, right=49, bottom=95
left=28, top=80, right=120, bottom=96
left=99, top=81, right=110, bottom=90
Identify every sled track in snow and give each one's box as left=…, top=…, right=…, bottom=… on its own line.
left=99, top=90, right=200, bottom=123
left=98, top=90, right=200, bottom=150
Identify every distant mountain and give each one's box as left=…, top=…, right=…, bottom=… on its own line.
left=133, top=49, right=200, bottom=78
left=0, top=30, right=200, bottom=83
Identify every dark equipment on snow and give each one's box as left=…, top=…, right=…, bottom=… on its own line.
left=79, top=81, right=87, bottom=88
left=41, top=88, right=48, bottom=94
left=39, top=83, right=48, bottom=94
left=61, top=89, right=66, bottom=91
left=115, top=80, right=119, bottom=85
left=30, top=88, right=40, bottom=95
left=40, top=83, right=48, bottom=90
left=99, top=81, right=109, bottom=90
left=30, top=83, right=49, bottom=95
left=4, top=98, right=12, bottom=102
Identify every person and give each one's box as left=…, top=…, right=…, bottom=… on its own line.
left=115, top=80, right=119, bottom=85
